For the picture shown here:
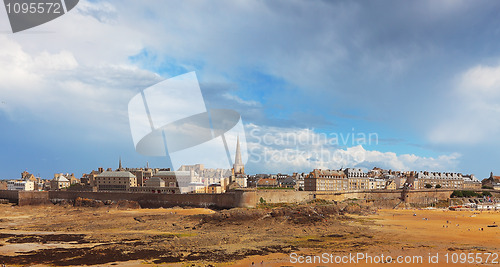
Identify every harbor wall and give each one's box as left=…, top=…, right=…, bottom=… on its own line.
left=0, top=189, right=497, bottom=209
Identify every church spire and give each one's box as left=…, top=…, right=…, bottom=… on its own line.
left=232, top=135, right=244, bottom=176
left=119, top=157, right=122, bottom=170
left=235, top=135, right=242, bottom=165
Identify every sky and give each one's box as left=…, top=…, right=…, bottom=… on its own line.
left=1, top=0, right=500, bottom=180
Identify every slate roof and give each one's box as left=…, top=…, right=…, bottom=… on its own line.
left=96, top=171, right=136, bottom=178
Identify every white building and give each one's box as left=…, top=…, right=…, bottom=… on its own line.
left=188, top=182, right=205, bottom=193
left=51, top=175, right=71, bottom=190
left=7, top=180, right=34, bottom=191
left=369, top=178, right=386, bottom=190
left=344, top=168, right=368, bottom=178
left=177, top=164, right=231, bottom=186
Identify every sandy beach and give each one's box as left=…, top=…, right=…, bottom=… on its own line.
left=0, top=203, right=498, bottom=266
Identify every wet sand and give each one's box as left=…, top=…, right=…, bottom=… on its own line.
left=0, top=204, right=499, bottom=266
left=230, top=208, right=500, bottom=267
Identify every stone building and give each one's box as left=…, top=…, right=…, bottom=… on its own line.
left=94, top=171, right=137, bottom=191
left=462, top=175, right=482, bottom=190
left=51, top=175, right=70, bottom=190
left=256, top=178, right=279, bottom=188
left=129, top=177, right=180, bottom=194
left=414, top=172, right=463, bottom=189
left=305, top=169, right=347, bottom=191
left=482, top=172, right=500, bottom=190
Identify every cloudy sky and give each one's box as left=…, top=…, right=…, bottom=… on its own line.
left=1, top=0, right=500, bottom=180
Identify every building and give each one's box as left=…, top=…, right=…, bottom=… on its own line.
left=129, top=177, right=180, bottom=194
left=414, top=172, right=463, bottom=189
left=292, top=173, right=307, bottom=190
left=7, top=180, right=34, bottom=191
left=153, top=171, right=191, bottom=193
left=256, top=178, right=279, bottom=188
left=94, top=171, right=137, bottom=191
left=482, top=172, right=500, bottom=190
left=129, top=168, right=154, bottom=187
left=232, top=136, right=245, bottom=175
left=462, top=175, right=482, bottom=190
left=280, top=176, right=296, bottom=189
left=344, top=168, right=369, bottom=191
left=206, top=183, right=223, bottom=194
left=145, top=177, right=165, bottom=187
left=275, top=173, right=288, bottom=185
left=386, top=179, right=396, bottom=190
left=369, top=178, right=386, bottom=190
left=247, top=174, right=269, bottom=188
left=188, top=182, right=205, bottom=193
left=178, top=164, right=231, bottom=187
left=51, top=175, right=70, bottom=190
left=305, top=169, right=347, bottom=191
left=53, top=173, right=78, bottom=186
left=344, top=168, right=368, bottom=178
left=0, top=181, right=7, bottom=190
left=231, top=136, right=248, bottom=188
left=81, top=168, right=103, bottom=186
left=20, top=171, right=44, bottom=191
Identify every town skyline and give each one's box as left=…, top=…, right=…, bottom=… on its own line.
left=2, top=1, right=500, bottom=182
left=0, top=160, right=491, bottom=181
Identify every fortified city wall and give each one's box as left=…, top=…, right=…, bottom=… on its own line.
left=0, top=189, right=497, bottom=208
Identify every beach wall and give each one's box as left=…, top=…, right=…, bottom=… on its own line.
left=0, top=189, right=497, bottom=209
left=49, top=191, right=238, bottom=209
left=0, top=189, right=19, bottom=203
left=18, top=191, right=51, bottom=206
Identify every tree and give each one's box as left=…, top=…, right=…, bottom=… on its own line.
left=425, top=184, right=433, bottom=189
left=451, top=190, right=463, bottom=198
left=435, top=184, right=442, bottom=189
left=482, top=191, right=492, bottom=197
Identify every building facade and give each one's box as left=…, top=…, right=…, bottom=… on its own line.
left=7, top=180, right=34, bottom=191
left=305, top=169, right=347, bottom=191
left=94, top=171, right=137, bottom=191
left=51, top=175, right=70, bottom=190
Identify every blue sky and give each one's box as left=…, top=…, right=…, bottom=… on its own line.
left=1, top=0, right=500, bottom=180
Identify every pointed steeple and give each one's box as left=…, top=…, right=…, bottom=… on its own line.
left=232, top=135, right=244, bottom=176
left=235, top=135, right=242, bottom=165
left=119, top=157, right=122, bottom=170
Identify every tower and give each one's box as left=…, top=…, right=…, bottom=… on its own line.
left=231, top=136, right=247, bottom=187
left=233, top=136, right=244, bottom=175
left=118, top=157, right=123, bottom=171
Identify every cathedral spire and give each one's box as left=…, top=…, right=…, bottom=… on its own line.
left=232, top=135, right=244, bottom=176
left=235, top=135, right=242, bottom=165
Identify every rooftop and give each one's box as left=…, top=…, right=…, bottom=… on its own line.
left=96, top=171, right=136, bottom=178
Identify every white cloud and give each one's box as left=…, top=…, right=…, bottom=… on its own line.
left=222, top=93, right=260, bottom=107
left=428, top=63, right=500, bottom=145
left=33, top=51, right=78, bottom=71
left=245, top=124, right=460, bottom=173
left=0, top=35, right=161, bottom=139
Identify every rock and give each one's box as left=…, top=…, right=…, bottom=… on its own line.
left=134, top=217, right=145, bottom=223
